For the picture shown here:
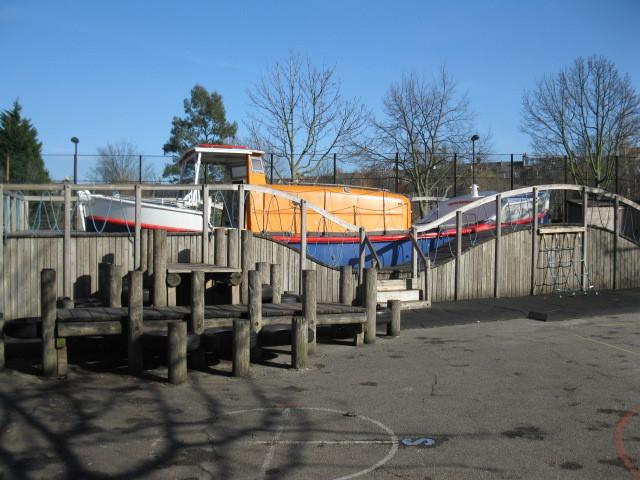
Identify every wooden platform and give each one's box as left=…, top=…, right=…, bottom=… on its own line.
left=56, top=303, right=366, bottom=337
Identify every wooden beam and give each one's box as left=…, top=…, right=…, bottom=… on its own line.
left=303, top=269, right=317, bottom=354
left=271, top=263, right=282, bottom=304
left=292, top=316, right=308, bottom=369
left=41, top=269, right=57, bottom=377
left=134, top=185, right=142, bottom=269
left=214, top=228, right=226, bottom=266
left=581, top=186, right=588, bottom=292
left=127, top=270, right=144, bottom=374
left=387, top=299, right=401, bottom=337
left=364, top=267, right=377, bottom=344
left=202, top=184, right=210, bottom=263
left=232, top=319, right=250, bottom=377
left=339, top=265, right=353, bottom=306
left=168, top=321, right=187, bottom=384
left=153, top=229, right=167, bottom=306
left=63, top=182, right=72, bottom=298
left=190, top=270, right=205, bottom=334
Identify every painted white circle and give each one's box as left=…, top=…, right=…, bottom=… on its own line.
left=212, top=406, right=399, bottom=480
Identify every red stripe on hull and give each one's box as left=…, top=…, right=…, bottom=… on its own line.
left=87, top=216, right=201, bottom=233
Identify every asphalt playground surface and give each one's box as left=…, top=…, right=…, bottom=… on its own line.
left=1, top=289, right=639, bottom=479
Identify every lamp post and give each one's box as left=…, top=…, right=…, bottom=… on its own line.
left=470, top=134, right=479, bottom=186
left=70, top=137, right=79, bottom=184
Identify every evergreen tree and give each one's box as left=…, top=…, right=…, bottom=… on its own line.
left=0, top=101, right=50, bottom=183
left=162, top=85, right=237, bottom=181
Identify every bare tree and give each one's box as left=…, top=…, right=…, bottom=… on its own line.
left=91, top=141, right=157, bottom=183
left=364, top=68, right=484, bottom=215
left=247, top=52, right=368, bottom=181
left=522, top=55, right=640, bottom=188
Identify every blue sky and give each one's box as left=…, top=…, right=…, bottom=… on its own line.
left=1, top=0, right=639, bottom=180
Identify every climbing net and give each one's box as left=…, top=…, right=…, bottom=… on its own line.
left=535, top=228, right=595, bottom=296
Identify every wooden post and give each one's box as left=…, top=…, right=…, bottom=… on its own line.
left=0, top=313, right=4, bottom=369
left=8, top=196, right=14, bottom=233
left=299, top=200, right=307, bottom=294
left=613, top=196, right=619, bottom=289
left=229, top=230, right=240, bottom=305
left=411, top=226, right=418, bottom=280
left=127, top=270, right=143, bottom=374
left=146, top=227, right=154, bottom=281
left=232, top=319, right=250, bottom=377
left=455, top=211, right=462, bottom=301
left=494, top=193, right=502, bottom=298
left=339, top=265, right=354, bottom=305
left=292, top=316, right=308, bottom=369
left=530, top=187, right=538, bottom=296
left=303, top=269, right=317, bottom=354
left=63, top=182, right=72, bottom=299
left=153, top=229, right=167, bottom=307
left=387, top=299, right=401, bottom=337
left=98, top=262, right=109, bottom=304
left=241, top=230, right=253, bottom=304
left=270, top=263, right=282, bottom=304
left=257, top=261, right=269, bottom=286
left=140, top=228, right=148, bottom=274
left=423, top=257, right=431, bottom=304
left=202, top=184, right=210, bottom=263
left=134, top=184, right=142, bottom=269
left=168, top=321, right=187, bottom=384
left=41, top=269, right=57, bottom=377
left=237, top=184, right=245, bottom=231
left=107, top=263, right=123, bottom=308
left=227, top=228, right=239, bottom=268
left=214, top=228, right=226, bottom=266
left=364, top=267, right=377, bottom=344
left=581, top=186, right=588, bottom=292
left=358, top=227, right=366, bottom=286
left=248, top=270, right=262, bottom=332
left=190, top=270, right=205, bottom=334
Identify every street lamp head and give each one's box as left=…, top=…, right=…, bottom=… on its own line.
left=470, top=134, right=480, bottom=142
left=70, top=137, right=79, bottom=144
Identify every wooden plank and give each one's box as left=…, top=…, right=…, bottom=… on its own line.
left=58, top=321, right=122, bottom=337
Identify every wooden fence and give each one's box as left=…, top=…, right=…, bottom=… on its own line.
left=3, top=224, right=640, bottom=320
left=3, top=182, right=640, bottom=321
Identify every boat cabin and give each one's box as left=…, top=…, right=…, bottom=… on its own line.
left=179, top=144, right=267, bottom=186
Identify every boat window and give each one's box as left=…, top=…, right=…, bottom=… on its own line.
left=179, top=156, right=198, bottom=184
left=230, top=165, right=246, bottom=180
left=251, top=156, right=264, bottom=173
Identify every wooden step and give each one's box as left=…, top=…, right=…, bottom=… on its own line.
left=377, top=279, right=409, bottom=291
left=376, top=289, right=420, bottom=304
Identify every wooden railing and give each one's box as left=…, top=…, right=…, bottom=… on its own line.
left=0, top=181, right=385, bottom=298
left=412, top=184, right=640, bottom=300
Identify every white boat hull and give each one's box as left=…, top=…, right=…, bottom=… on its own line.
left=82, top=194, right=204, bottom=232
left=416, top=188, right=550, bottom=229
